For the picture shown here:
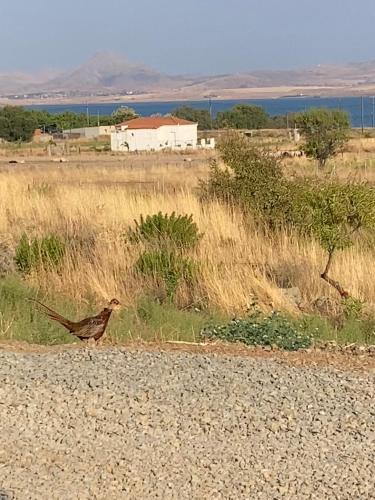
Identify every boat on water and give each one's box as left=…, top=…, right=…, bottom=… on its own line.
left=280, top=94, right=321, bottom=99
left=280, top=93, right=308, bottom=98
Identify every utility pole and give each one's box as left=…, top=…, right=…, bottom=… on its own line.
left=86, top=103, right=90, bottom=126
left=97, top=111, right=100, bottom=127
left=372, top=96, right=375, bottom=128
left=208, top=96, right=213, bottom=129
left=361, top=96, right=364, bottom=134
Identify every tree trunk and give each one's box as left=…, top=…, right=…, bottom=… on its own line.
left=320, top=249, right=350, bottom=298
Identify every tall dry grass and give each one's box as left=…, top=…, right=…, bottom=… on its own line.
left=1, top=159, right=375, bottom=317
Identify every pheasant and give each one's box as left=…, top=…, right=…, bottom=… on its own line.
left=31, top=298, right=120, bottom=342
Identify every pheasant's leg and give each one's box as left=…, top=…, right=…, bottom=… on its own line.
left=86, top=338, right=96, bottom=348
left=96, top=335, right=106, bottom=347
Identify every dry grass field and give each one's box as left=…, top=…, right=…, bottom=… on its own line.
left=0, top=141, right=374, bottom=307
left=1, top=135, right=375, bottom=344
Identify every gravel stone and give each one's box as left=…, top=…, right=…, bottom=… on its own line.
left=0, top=348, right=374, bottom=499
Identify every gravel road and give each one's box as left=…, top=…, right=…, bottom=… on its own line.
left=0, top=347, right=374, bottom=500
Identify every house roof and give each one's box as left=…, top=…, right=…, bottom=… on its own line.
left=119, top=116, right=196, bottom=130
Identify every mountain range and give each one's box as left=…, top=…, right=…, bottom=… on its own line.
left=0, top=53, right=190, bottom=96
left=2, top=52, right=375, bottom=100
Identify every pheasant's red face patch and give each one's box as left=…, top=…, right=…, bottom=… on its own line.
left=109, top=298, right=121, bottom=310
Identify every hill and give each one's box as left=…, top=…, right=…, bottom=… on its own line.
left=2, top=53, right=375, bottom=100
left=43, top=52, right=187, bottom=93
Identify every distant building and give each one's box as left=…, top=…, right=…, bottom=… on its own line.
left=198, top=137, right=215, bottom=149
left=111, top=116, right=198, bottom=152
left=63, top=125, right=116, bottom=139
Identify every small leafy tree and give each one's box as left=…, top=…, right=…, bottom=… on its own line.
left=215, top=104, right=268, bottom=130
left=111, top=106, right=138, bottom=124
left=296, top=108, right=350, bottom=168
left=0, top=106, right=38, bottom=142
left=300, top=183, right=375, bottom=297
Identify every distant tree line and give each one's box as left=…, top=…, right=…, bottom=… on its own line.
left=30, top=106, right=138, bottom=133
left=0, top=106, right=138, bottom=142
left=174, top=105, right=351, bottom=167
left=0, top=104, right=350, bottom=156
left=173, top=104, right=289, bottom=130
left=1, top=103, right=286, bottom=142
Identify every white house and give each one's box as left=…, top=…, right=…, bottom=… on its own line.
left=110, top=116, right=198, bottom=152
left=63, top=125, right=116, bottom=139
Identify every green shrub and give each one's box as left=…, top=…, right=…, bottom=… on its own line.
left=135, top=250, right=195, bottom=299
left=128, top=212, right=201, bottom=249
left=200, top=132, right=298, bottom=227
left=299, top=314, right=375, bottom=345
left=342, top=297, right=364, bottom=320
left=15, top=233, right=65, bottom=273
left=201, top=312, right=313, bottom=351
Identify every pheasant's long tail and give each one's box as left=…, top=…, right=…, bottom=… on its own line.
left=29, top=299, right=75, bottom=331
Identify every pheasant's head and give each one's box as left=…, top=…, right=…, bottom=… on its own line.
left=108, top=298, right=121, bottom=311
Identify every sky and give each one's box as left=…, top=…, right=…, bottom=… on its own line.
left=1, top=0, right=375, bottom=75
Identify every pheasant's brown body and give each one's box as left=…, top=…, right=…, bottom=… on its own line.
left=31, top=299, right=120, bottom=342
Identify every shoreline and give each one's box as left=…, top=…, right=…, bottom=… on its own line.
left=2, top=84, right=375, bottom=107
